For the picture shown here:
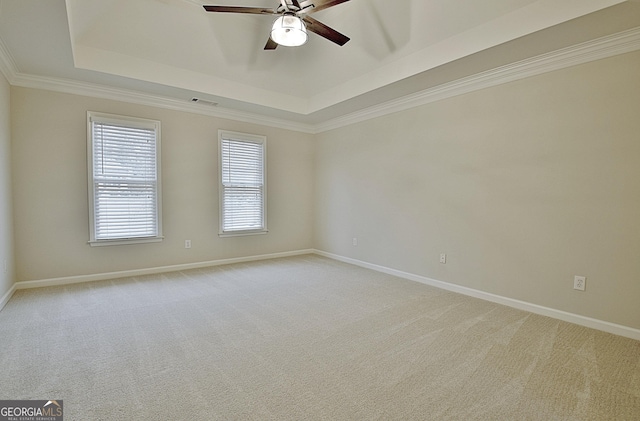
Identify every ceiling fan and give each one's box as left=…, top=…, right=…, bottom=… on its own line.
left=203, top=0, right=351, bottom=49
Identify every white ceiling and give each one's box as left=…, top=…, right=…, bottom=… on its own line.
left=1, top=0, right=640, bottom=128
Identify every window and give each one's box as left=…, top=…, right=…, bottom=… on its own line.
left=218, top=130, right=267, bottom=236
left=87, top=112, right=162, bottom=246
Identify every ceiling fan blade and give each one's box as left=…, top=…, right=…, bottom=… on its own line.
left=290, top=0, right=301, bottom=8
left=264, top=37, right=278, bottom=50
left=203, top=5, right=275, bottom=15
left=299, top=0, right=350, bottom=14
left=302, top=15, right=350, bottom=46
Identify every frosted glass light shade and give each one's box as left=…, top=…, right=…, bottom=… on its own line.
left=271, top=14, right=308, bottom=47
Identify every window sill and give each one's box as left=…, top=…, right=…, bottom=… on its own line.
left=89, top=236, right=164, bottom=247
left=219, top=230, right=268, bottom=238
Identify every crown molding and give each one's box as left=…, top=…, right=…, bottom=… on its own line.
left=0, top=36, right=18, bottom=83
left=9, top=73, right=316, bottom=134
left=1, top=26, right=639, bottom=134
left=313, top=26, right=640, bottom=133
left=0, top=11, right=313, bottom=133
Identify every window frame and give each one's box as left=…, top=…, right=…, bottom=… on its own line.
left=87, top=111, right=163, bottom=246
left=218, top=130, right=268, bottom=237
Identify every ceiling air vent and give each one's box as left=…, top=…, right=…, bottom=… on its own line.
left=190, top=97, right=218, bottom=106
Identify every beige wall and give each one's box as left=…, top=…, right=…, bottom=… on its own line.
left=0, top=72, right=14, bottom=299
left=11, top=88, right=314, bottom=281
left=7, top=51, right=640, bottom=330
left=314, top=51, right=640, bottom=329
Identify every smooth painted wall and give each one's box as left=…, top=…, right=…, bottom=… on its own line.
left=314, top=51, right=640, bottom=329
left=0, top=72, right=14, bottom=300
left=11, top=88, right=314, bottom=281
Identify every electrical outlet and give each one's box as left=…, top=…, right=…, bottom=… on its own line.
left=185, top=240, right=191, bottom=249
left=352, top=237, right=358, bottom=246
left=440, top=253, right=447, bottom=264
left=573, top=276, right=586, bottom=291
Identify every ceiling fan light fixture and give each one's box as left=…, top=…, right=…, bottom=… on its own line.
left=270, top=14, right=307, bottom=47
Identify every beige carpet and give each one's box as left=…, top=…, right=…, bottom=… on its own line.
left=0, top=255, right=638, bottom=420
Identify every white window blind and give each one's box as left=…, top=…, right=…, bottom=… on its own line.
left=219, top=131, right=267, bottom=235
left=88, top=112, right=162, bottom=245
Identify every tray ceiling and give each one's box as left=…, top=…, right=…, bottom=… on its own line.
left=1, top=0, right=639, bottom=127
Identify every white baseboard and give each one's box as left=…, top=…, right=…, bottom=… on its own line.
left=0, top=284, right=16, bottom=311
left=14, top=249, right=315, bottom=290
left=7, top=248, right=640, bottom=341
left=313, top=250, right=640, bottom=341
